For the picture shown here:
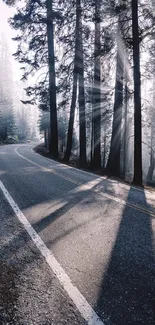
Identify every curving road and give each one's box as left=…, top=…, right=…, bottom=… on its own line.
left=0, top=144, right=155, bottom=325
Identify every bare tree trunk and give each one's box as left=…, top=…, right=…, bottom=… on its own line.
left=106, top=21, right=124, bottom=177
left=123, top=80, right=128, bottom=178
left=78, top=0, right=87, bottom=167
left=47, top=0, right=58, bottom=158
left=44, top=130, right=47, bottom=149
left=147, top=0, right=155, bottom=184
left=147, top=146, right=155, bottom=184
left=147, top=106, right=155, bottom=183
left=132, top=0, right=142, bottom=185
left=103, top=132, right=106, bottom=168
left=64, top=1, right=79, bottom=162
left=91, top=107, right=94, bottom=165
left=64, top=70, right=78, bottom=161
left=92, top=0, right=101, bottom=168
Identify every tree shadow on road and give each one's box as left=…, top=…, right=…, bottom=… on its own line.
left=0, top=180, right=104, bottom=267
left=32, top=184, right=102, bottom=234
left=95, top=187, right=155, bottom=325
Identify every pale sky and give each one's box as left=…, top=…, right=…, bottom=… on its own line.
left=0, top=0, right=22, bottom=81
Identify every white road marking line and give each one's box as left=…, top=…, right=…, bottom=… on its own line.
left=15, top=146, right=155, bottom=217
left=15, top=146, right=55, bottom=170
left=0, top=180, right=104, bottom=325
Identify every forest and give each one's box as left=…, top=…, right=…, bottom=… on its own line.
left=1, top=0, right=155, bottom=187
left=0, top=33, right=39, bottom=143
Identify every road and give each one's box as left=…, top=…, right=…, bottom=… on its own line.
left=0, top=144, right=155, bottom=325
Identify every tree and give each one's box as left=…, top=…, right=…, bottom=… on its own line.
left=63, top=0, right=79, bottom=162
left=132, top=0, right=143, bottom=185
left=92, top=0, right=101, bottom=168
left=0, top=33, right=16, bottom=141
left=3, top=0, right=58, bottom=156
left=106, top=1, right=126, bottom=177
left=3, top=0, right=155, bottom=187
left=47, top=0, right=58, bottom=157
left=78, top=0, right=87, bottom=167
left=60, top=0, right=87, bottom=166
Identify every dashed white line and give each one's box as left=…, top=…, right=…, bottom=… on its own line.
left=0, top=179, right=104, bottom=325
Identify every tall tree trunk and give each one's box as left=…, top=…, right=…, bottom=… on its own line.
left=103, top=132, right=106, bottom=168
left=147, top=0, right=155, bottom=184
left=106, top=20, right=124, bottom=177
left=64, top=70, right=78, bottom=161
left=147, top=103, right=155, bottom=183
left=91, top=106, right=94, bottom=164
left=47, top=0, right=58, bottom=157
left=123, top=80, right=128, bottom=179
left=131, top=0, right=142, bottom=185
left=44, top=130, right=47, bottom=148
left=64, top=1, right=79, bottom=162
left=78, top=0, right=87, bottom=167
left=147, top=136, right=155, bottom=183
left=92, top=0, right=101, bottom=168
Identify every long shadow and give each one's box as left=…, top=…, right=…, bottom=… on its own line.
left=33, top=181, right=103, bottom=233
left=0, top=181, right=103, bottom=266
left=33, top=190, right=87, bottom=233
left=0, top=192, right=108, bottom=266
left=95, top=187, right=155, bottom=325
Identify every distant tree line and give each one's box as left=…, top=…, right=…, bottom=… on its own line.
left=0, top=34, right=39, bottom=143
left=0, top=34, right=16, bottom=142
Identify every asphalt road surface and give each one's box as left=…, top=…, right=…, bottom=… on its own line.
left=0, top=144, right=155, bottom=325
